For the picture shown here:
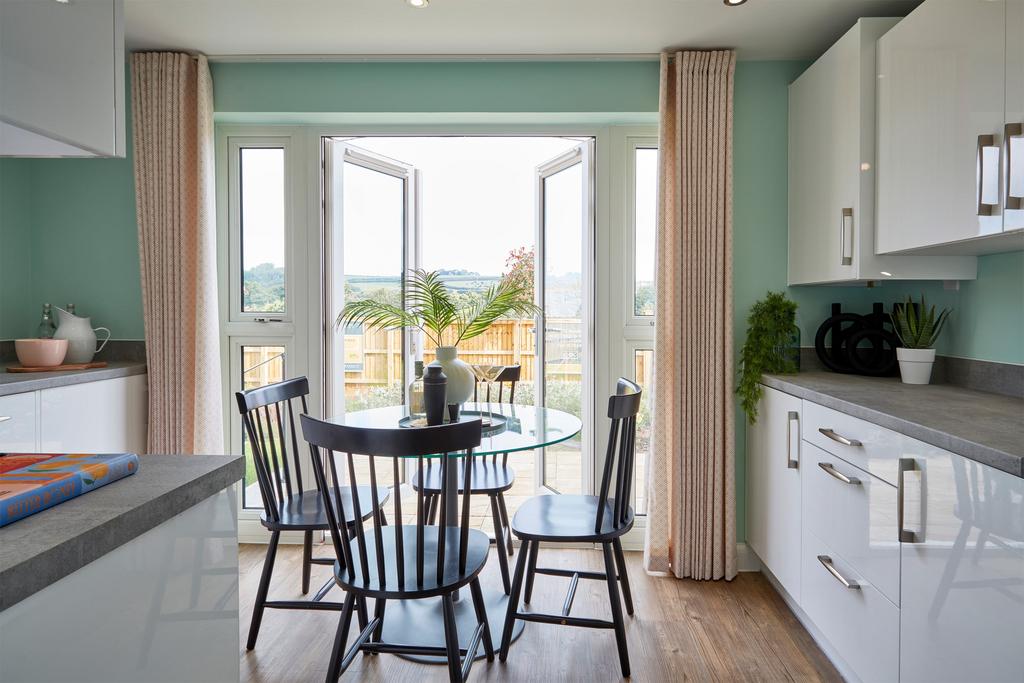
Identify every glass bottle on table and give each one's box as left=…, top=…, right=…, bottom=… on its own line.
left=408, top=360, right=425, bottom=421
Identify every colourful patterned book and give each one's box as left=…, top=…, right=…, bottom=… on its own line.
left=0, top=453, right=140, bottom=527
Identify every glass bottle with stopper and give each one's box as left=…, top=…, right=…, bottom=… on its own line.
left=37, top=304, right=56, bottom=339
left=407, top=360, right=425, bottom=420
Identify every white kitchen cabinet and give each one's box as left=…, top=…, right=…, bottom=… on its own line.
left=0, top=392, right=38, bottom=451
left=1006, top=0, right=1024, bottom=232
left=898, top=447, right=1024, bottom=682
left=38, top=375, right=147, bottom=453
left=746, top=386, right=803, bottom=600
left=0, top=0, right=125, bottom=157
left=877, top=0, right=1024, bottom=255
left=788, top=18, right=977, bottom=284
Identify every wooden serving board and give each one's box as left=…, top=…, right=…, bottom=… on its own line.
left=6, top=361, right=108, bottom=373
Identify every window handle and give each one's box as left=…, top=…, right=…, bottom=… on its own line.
left=253, top=317, right=284, bottom=323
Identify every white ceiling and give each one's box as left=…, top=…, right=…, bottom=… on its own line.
left=125, top=0, right=922, bottom=60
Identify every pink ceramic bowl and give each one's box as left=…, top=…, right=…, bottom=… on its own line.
left=15, top=339, right=68, bottom=368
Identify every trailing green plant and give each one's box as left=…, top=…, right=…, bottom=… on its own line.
left=890, top=295, right=951, bottom=349
left=337, top=268, right=540, bottom=348
left=738, top=291, right=799, bottom=423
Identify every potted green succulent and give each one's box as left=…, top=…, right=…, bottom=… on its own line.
left=738, top=291, right=800, bottom=423
left=337, top=269, right=538, bottom=406
left=891, top=295, right=951, bottom=385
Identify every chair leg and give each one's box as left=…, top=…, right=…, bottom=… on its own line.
left=356, top=594, right=369, bottom=632
left=489, top=494, right=511, bottom=594
left=246, top=530, right=280, bottom=650
left=612, top=538, right=634, bottom=616
left=371, top=597, right=387, bottom=654
left=442, top=593, right=463, bottom=682
left=326, top=592, right=356, bottom=683
left=470, top=577, right=495, bottom=661
left=378, top=509, right=388, bottom=527
left=302, top=530, right=313, bottom=595
left=500, top=537, right=530, bottom=662
left=601, top=542, right=631, bottom=678
left=497, top=493, right=514, bottom=555
left=427, top=494, right=439, bottom=525
left=523, top=540, right=540, bottom=604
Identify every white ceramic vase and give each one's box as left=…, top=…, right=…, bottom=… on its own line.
left=54, top=307, right=111, bottom=364
left=896, top=347, right=936, bottom=385
left=434, top=346, right=474, bottom=405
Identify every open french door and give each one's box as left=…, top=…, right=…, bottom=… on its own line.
left=323, top=139, right=420, bottom=419
left=535, top=140, right=595, bottom=497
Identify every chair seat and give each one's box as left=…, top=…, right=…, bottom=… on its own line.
left=412, top=459, right=516, bottom=494
left=511, top=494, right=634, bottom=543
left=334, top=525, right=490, bottom=599
left=261, top=485, right=390, bottom=531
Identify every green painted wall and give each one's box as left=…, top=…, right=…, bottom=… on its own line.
left=0, top=158, right=35, bottom=339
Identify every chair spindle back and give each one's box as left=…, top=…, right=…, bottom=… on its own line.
left=301, top=415, right=483, bottom=590
left=595, top=378, right=642, bottom=533
left=235, top=377, right=312, bottom=523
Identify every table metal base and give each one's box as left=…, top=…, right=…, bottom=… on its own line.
left=380, top=589, right=525, bottom=663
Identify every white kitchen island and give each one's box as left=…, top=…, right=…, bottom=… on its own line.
left=0, top=454, right=244, bottom=683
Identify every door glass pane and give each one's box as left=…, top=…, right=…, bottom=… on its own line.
left=542, top=162, right=584, bottom=495
left=633, top=349, right=654, bottom=515
left=634, top=148, right=657, bottom=316
left=240, top=345, right=285, bottom=510
left=340, top=162, right=405, bottom=411
left=240, top=148, right=286, bottom=314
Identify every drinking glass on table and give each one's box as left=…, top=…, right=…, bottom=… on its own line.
left=471, top=363, right=506, bottom=423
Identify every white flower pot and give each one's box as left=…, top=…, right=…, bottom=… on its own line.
left=434, top=346, right=474, bottom=405
left=896, top=348, right=936, bottom=385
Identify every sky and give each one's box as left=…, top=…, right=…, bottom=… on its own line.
left=240, top=136, right=657, bottom=283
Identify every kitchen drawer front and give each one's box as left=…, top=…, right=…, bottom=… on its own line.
left=802, top=530, right=900, bottom=683
left=803, top=442, right=900, bottom=605
left=803, top=400, right=908, bottom=485
left=0, top=392, right=38, bottom=451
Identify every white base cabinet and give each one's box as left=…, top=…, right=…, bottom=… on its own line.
left=749, top=384, right=1024, bottom=682
left=0, top=375, right=147, bottom=453
left=746, top=387, right=803, bottom=601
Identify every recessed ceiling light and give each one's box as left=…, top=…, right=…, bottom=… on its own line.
left=407, top=0, right=429, bottom=7
left=724, top=0, right=748, bottom=5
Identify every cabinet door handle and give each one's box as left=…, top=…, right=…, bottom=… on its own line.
left=840, top=208, right=854, bottom=266
left=817, top=427, right=862, bottom=447
left=897, top=457, right=923, bottom=543
left=817, top=462, right=861, bottom=485
left=817, top=555, right=859, bottom=589
left=786, top=410, right=799, bottom=469
left=977, top=134, right=999, bottom=216
left=0, top=416, right=10, bottom=423
left=1007, top=122, right=1023, bottom=211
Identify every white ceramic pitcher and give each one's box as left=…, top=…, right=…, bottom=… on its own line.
left=54, top=307, right=110, bottom=364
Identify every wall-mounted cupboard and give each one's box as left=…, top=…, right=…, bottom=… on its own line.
left=0, top=0, right=125, bottom=157
left=788, top=18, right=977, bottom=284
left=876, top=0, right=1024, bottom=255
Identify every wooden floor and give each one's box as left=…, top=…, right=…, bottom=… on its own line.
left=239, top=543, right=840, bottom=682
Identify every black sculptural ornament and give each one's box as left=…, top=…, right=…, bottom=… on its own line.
left=814, top=303, right=900, bottom=376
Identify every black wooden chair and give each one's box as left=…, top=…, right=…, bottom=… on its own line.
left=499, top=378, right=641, bottom=678
left=235, top=377, right=389, bottom=651
left=414, top=365, right=521, bottom=594
left=300, top=414, right=495, bottom=683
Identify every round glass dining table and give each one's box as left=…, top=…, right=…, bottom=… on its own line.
left=325, top=402, right=582, bottom=663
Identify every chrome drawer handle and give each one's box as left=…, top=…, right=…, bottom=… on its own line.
left=817, top=555, right=860, bottom=589
left=818, top=462, right=861, bottom=485
left=0, top=416, right=10, bottom=423
left=818, top=428, right=862, bottom=447
left=786, top=411, right=799, bottom=469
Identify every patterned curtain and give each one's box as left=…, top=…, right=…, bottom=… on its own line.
left=131, top=53, right=223, bottom=455
left=644, top=50, right=737, bottom=580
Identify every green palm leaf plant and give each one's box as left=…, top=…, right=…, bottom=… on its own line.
left=890, top=295, right=951, bottom=349
left=337, top=269, right=540, bottom=348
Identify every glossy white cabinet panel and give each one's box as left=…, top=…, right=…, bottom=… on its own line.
left=1006, top=0, right=1024, bottom=232
left=747, top=386, right=803, bottom=600
left=0, top=490, right=239, bottom=683
left=802, top=442, right=900, bottom=605
left=0, top=392, right=38, bottom=451
left=801, top=530, right=900, bottom=683
left=877, top=0, right=1008, bottom=253
left=0, top=0, right=125, bottom=157
left=39, top=375, right=147, bottom=453
left=788, top=17, right=976, bottom=284
left=899, top=450, right=1024, bottom=683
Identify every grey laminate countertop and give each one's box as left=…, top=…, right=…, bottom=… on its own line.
left=0, top=361, right=147, bottom=397
left=0, top=454, right=244, bottom=611
left=762, top=372, right=1024, bottom=478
